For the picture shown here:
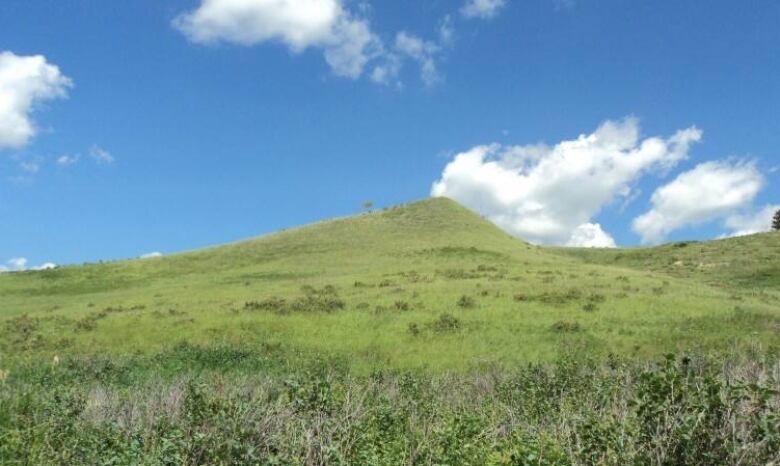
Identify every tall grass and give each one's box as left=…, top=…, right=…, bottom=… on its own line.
left=1, top=345, right=778, bottom=465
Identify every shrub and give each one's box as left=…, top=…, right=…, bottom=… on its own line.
left=582, top=303, right=598, bottom=312
left=394, top=301, right=410, bottom=311
left=245, top=286, right=345, bottom=314
left=587, top=293, right=606, bottom=304
left=0, top=352, right=779, bottom=465
left=457, top=295, right=476, bottom=308
left=430, top=313, right=461, bottom=333
left=551, top=321, right=582, bottom=333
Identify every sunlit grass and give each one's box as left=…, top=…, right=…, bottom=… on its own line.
left=2, top=198, right=779, bottom=371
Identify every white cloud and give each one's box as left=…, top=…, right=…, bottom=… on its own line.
left=394, top=32, right=441, bottom=86
left=323, top=17, right=382, bottom=78
left=173, top=0, right=382, bottom=79
left=0, top=257, right=57, bottom=273
left=438, top=15, right=454, bottom=45
left=461, top=0, right=506, bottom=19
left=7, top=257, right=27, bottom=270
left=553, top=0, right=576, bottom=11
left=722, top=204, right=779, bottom=238
left=56, top=147, right=112, bottom=167
left=140, top=251, right=163, bottom=259
left=89, top=145, right=114, bottom=164
left=173, top=0, right=340, bottom=48
left=20, top=160, right=40, bottom=173
left=57, top=154, right=79, bottom=166
left=567, top=223, right=616, bottom=248
left=632, top=161, right=763, bottom=244
left=173, top=0, right=465, bottom=86
left=0, top=51, right=72, bottom=149
left=369, top=54, right=402, bottom=86
left=33, top=262, right=57, bottom=270
left=369, top=30, right=446, bottom=87
left=431, top=117, right=701, bottom=246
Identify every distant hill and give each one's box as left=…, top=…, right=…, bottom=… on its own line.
left=551, top=232, right=780, bottom=290
left=2, top=197, right=779, bottom=371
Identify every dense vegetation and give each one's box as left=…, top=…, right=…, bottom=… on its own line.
left=2, top=346, right=779, bottom=465
left=1, top=198, right=779, bottom=464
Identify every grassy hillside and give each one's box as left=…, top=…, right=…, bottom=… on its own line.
left=3, top=198, right=780, bottom=465
left=2, top=198, right=779, bottom=371
left=552, top=232, right=780, bottom=291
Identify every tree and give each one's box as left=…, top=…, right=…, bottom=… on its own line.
left=773, top=209, right=780, bottom=231
left=361, top=200, right=374, bottom=213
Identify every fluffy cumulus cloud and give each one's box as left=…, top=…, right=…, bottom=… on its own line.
left=461, top=0, right=506, bottom=19
left=0, top=51, right=72, bottom=149
left=0, top=257, right=56, bottom=273
left=173, top=0, right=382, bottom=79
left=632, top=161, right=763, bottom=244
left=431, top=117, right=702, bottom=246
left=723, top=204, right=780, bottom=238
left=174, top=0, right=463, bottom=85
left=567, top=223, right=616, bottom=248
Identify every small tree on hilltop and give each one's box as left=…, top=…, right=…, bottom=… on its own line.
left=773, top=209, right=780, bottom=231
left=362, top=200, right=374, bottom=213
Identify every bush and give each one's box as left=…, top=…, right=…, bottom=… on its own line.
left=244, top=286, right=345, bottom=314
left=0, top=351, right=779, bottom=465
left=457, top=295, right=476, bottom=308
left=551, top=321, right=582, bottom=333
left=430, top=313, right=461, bottom=333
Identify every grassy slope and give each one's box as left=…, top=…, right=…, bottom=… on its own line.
left=551, top=233, right=780, bottom=291
left=2, top=198, right=779, bottom=371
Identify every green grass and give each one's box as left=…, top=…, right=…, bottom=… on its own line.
left=3, top=198, right=780, bottom=465
left=551, top=233, right=780, bottom=290
left=2, top=197, right=779, bottom=372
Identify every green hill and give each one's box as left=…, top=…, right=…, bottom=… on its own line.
left=3, top=198, right=780, bottom=465
left=2, top=197, right=779, bottom=371
left=552, top=232, right=780, bottom=290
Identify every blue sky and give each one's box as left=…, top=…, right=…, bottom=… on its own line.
left=1, top=0, right=778, bottom=268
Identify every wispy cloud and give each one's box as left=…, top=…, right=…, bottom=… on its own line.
left=89, top=145, right=114, bottom=164
left=56, top=154, right=79, bottom=166
left=461, top=0, right=507, bottom=19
